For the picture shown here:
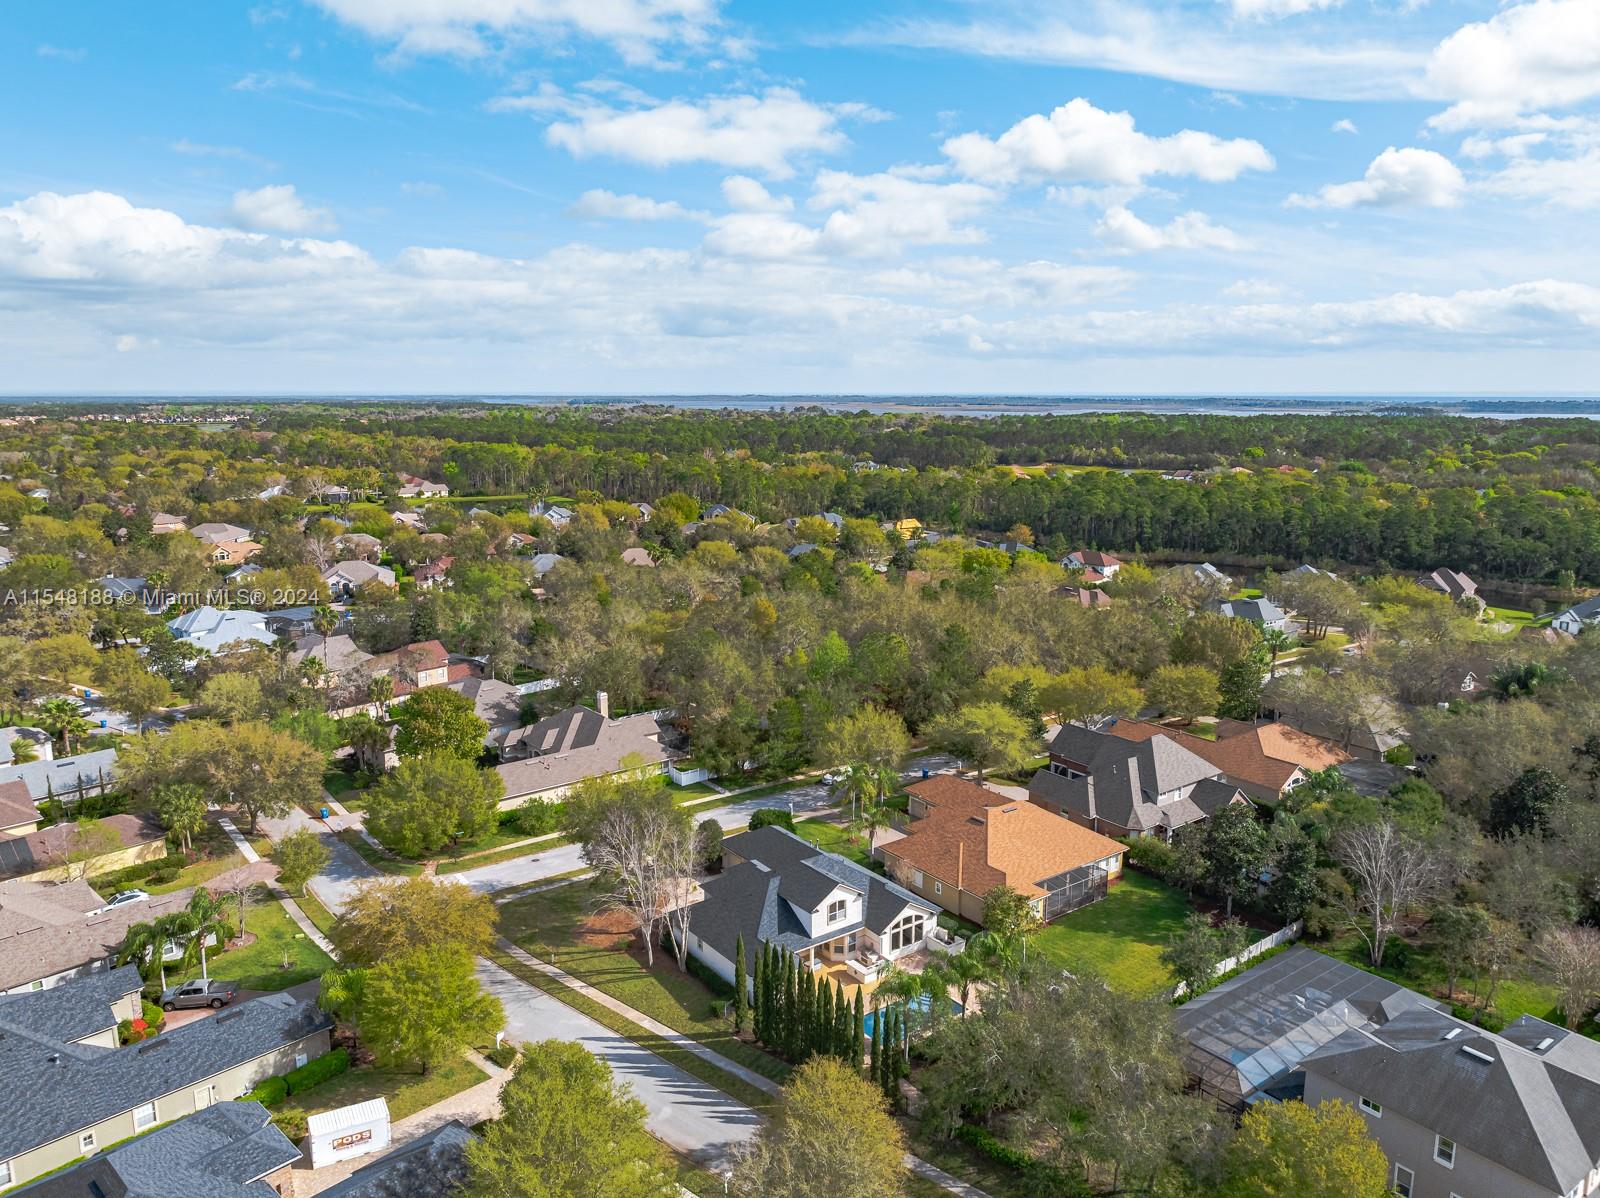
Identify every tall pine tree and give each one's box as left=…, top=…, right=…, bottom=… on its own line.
left=882, top=1007, right=901, bottom=1105
left=751, top=942, right=766, bottom=1042
left=817, top=979, right=834, bottom=1059
left=734, top=936, right=749, bottom=1035
left=872, top=1007, right=886, bottom=1092
left=851, top=989, right=866, bottom=1072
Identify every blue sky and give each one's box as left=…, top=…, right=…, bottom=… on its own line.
left=2, top=0, right=1598, bottom=394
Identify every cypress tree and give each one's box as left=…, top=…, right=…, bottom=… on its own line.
left=871, top=1006, right=885, bottom=1090
left=818, top=979, right=835, bottom=1058
left=734, top=936, right=749, bottom=1035
left=753, top=943, right=766, bottom=1042
left=784, top=953, right=800, bottom=1058
left=851, top=989, right=866, bottom=1072
left=799, top=966, right=817, bottom=1057
left=882, top=1007, right=901, bottom=1104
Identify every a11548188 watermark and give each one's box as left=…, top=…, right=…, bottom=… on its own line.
left=0, top=586, right=322, bottom=608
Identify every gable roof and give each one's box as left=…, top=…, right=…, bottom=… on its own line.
left=694, top=827, right=936, bottom=965
left=0, top=780, right=37, bottom=832
left=495, top=707, right=668, bottom=798
left=1031, top=724, right=1240, bottom=834
left=167, top=607, right=277, bottom=654
left=187, top=522, right=250, bottom=545
left=1217, top=597, right=1286, bottom=625
left=0, top=879, right=195, bottom=993
left=0, top=813, right=165, bottom=881
left=317, top=1120, right=475, bottom=1198
left=0, top=749, right=119, bottom=803
left=0, top=985, right=331, bottom=1163
left=1109, top=719, right=1348, bottom=796
left=289, top=633, right=374, bottom=676
left=450, top=676, right=524, bottom=729
left=1417, top=567, right=1478, bottom=599
left=322, top=560, right=396, bottom=588
left=16, top=1101, right=301, bottom=1198
left=893, top=776, right=1123, bottom=899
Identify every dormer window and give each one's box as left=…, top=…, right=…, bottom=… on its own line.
left=828, top=899, right=847, bottom=924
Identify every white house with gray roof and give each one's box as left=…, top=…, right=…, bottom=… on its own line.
left=685, top=826, right=944, bottom=991
left=167, top=606, right=277, bottom=656
left=1552, top=596, right=1600, bottom=637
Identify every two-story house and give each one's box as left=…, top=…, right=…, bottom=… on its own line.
left=1028, top=724, right=1250, bottom=839
left=685, top=826, right=945, bottom=993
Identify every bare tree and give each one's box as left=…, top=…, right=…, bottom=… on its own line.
left=1539, top=926, right=1600, bottom=1030
left=582, top=801, right=695, bottom=969
left=1331, top=820, right=1441, bottom=968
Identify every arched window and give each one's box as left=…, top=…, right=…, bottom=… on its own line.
left=888, top=913, right=926, bottom=952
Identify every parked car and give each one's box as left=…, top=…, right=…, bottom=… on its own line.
left=160, top=979, right=239, bottom=1011
left=103, top=889, right=149, bottom=910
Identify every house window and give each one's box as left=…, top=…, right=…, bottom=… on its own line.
left=1358, top=1096, right=1382, bottom=1117
left=29, top=980, right=43, bottom=991
left=827, top=900, right=847, bottom=924
left=1392, top=1165, right=1413, bottom=1198
left=888, top=914, right=926, bottom=952
left=933, top=881, right=942, bottom=896
left=295, top=1051, right=309, bottom=1069
left=80, top=1131, right=96, bottom=1153
left=133, top=1101, right=157, bottom=1130
left=1434, top=1135, right=1455, bottom=1168
left=0, top=1161, right=12, bottom=1186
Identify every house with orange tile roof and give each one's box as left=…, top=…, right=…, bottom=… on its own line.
left=880, top=775, right=1125, bottom=924
left=1107, top=718, right=1350, bottom=804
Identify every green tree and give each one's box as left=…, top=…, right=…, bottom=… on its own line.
left=1217, top=648, right=1268, bottom=721
left=1039, top=665, right=1143, bottom=728
left=466, top=1040, right=677, bottom=1198
left=270, top=828, right=330, bottom=895
left=982, top=884, right=1042, bottom=940
left=92, top=647, right=174, bottom=732
left=331, top=875, right=498, bottom=966
left=1159, top=912, right=1247, bottom=996
left=734, top=935, right=750, bottom=1034
left=390, top=686, right=489, bottom=761
left=353, top=945, right=504, bottom=1074
left=175, top=890, right=232, bottom=981
left=1487, top=766, right=1567, bottom=838
left=199, top=672, right=266, bottom=724
left=1145, top=663, right=1221, bottom=724
left=816, top=704, right=911, bottom=771
left=340, top=711, right=392, bottom=773
left=153, top=782, right=208, bottom=855
left=733, top=1056, right=907, bottom=1198
left=34, top=697, right=93, bottom=755
left=1220, top=1099, right=1388, bottom=1198
left=364, top=753, right=502, bottom=857
left=1195, top=803, right=1268, bottom=920
left=1428, top=903, right=1490, bottom=1002
left=925, top=702, right=1035, bottom=781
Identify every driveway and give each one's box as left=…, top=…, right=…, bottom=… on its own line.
left=477, top=957, right=760, bottom=1170
left=258, top=807, right=378, bottom=916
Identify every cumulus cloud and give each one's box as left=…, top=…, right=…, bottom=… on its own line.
left=1331, top=118, right=1359, bottom=134
left=307, top=0, right=718, bottom=62
left=229, top=184, right=338, bottom=233
left=1287, top=146, right=1465, bottom=208
left=569, top=189, right=707, bottom=221
left=1094, top=206, right=1247, bottom=253
left=171, top=138, right=277, bottom=170
left=497, top=86, right=847, bottom=179
left=1426, top=0, right=1600, bottom=130
left=941, top=97, right=1273, bottom=188
left=1228, top=0, right=1344, bottom=20
left=721, top=175, right=792, bottom=213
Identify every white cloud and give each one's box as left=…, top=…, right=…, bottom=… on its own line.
left=36, top=44, right=86, bottom=61
left=1287, top=146, right=1465, bottom=208
left=941, top=98, right=1273, bottom=188
left=229, top=184, right=338, bottom=234
left=1460, top=132, right=1548, bottom=159
left=501, top=87, right=847, bottom=179
left=1222, top=277, right=1289, bottom=300
left=570, top=189, right=707, bottom=221
left=307, top=0, right=718, bottom=62
left=1331, top=118, right=1359, bottom=134
left=1427, top=0, right=1600, bottom=130
left=1228, top=0, right=1344, bottom=21
left=1094, top=206, right=1247, bottom=252
left=721, top=175, right=793, bottom=213
left=1480, top=147, right=1600, bottom=208
left=114, top=334, right=157, bottom=352
left=171, top=139, right=277, bottom=170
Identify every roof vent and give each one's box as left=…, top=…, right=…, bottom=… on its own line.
left=1536, top=1037, right=1556, bottom=1052
left=1442, top=1027, right=1462, bottom=1040
left=136, top=1037, right=171, bottom=1055
left=1460, top=1045, right=1495, bottom=1064
left=752, top=861, right=770, bottom=873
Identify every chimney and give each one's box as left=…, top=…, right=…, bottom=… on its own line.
left=596, top=691, right=610, bottom=719
left=956, top=840, right=964, bottom=892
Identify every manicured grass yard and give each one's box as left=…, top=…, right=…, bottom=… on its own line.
left=336, top=829, right=422, bottom=876
left=172, top=899, right=333, bottom=993
left=498, top=878, right=791, bottom=1084
left=792, top=817, right=872, bottom=867
left=665, top=782, right=721, bottom=804
left=1031, top=871, right=1230, bottom=996
left=286, top=1056, right=487, bottom=1123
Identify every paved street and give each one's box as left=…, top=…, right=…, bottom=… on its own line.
left=476, top=957, right=760, bottom=1171
left=259, top=806, right=377, bottom=916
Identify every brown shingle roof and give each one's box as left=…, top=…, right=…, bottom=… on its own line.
left=1109, top=719, right=1348, bottom=795
left=0, top=781, right=36, bottom=833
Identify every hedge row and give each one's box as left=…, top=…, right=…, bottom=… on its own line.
left=285, top=1047, right=350, bottom=1095
left=244, top=1076, right=289, bottom=1107
left=954, top=1125, right=1087, bottom=1195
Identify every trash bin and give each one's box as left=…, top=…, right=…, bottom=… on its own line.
left=319, top=807, right=331, bottom=820
left=921, top=768, right=929, bottom=779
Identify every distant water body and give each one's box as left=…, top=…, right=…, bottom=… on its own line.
left=7, top=394, right=1600, bottom=418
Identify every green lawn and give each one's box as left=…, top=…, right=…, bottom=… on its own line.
left=336, top=829, right=422, bottom=876
left=1031, top=871, right=1224, bottom=996
left=666, top=782, right=722, bottom=804
left=498, top=878, right=791, bottom=1084
left=172, top=899, right=333, bottom=993
left=1486, top=605, right=1542, bottom=629
left=792, top=817, right=873, bottom=867
left=295, top=888, right=339, bottom=940
left=275, top=1055, right=487, bottom=1135
left=436, top=837, right=566, bottom=876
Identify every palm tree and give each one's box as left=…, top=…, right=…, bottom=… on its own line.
left=969, top=928, right=1028, bottom=977
left=1261, top=626, right=1295, bottom=679
left=118, top=914, right=185, bottom=990
left=833, top=763, right=877, bottom=826
left=943, top=950, right=990, bottom=1017
left=312, top=604, right=339, bottom=671
left=342, top=712, right=391, bottom=774
left=34, top=697, right=92, bottom=755
left=366, top=673, right=394, bottom=719
left=176, top=892, right=232, bottom=981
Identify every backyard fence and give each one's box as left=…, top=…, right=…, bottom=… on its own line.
left=1170, top=920, right=1304, bottom=1000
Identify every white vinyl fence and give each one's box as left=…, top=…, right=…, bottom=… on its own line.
left=1171, top=920, right=1304, bottom=1000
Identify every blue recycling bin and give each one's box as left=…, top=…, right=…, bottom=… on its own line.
left=319, top=807, right=331, bottom=820
left=921, top=768, right=929, bottom=779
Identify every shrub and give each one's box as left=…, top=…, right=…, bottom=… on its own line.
left=749, top=809, right=795, bottom=833
left=284, top=1047, right=350, bottom=1095
left=954, top=1125, right=1086, bottom=1194
left=90, top=853, right=185, bottom=894
left=245, top=1075, right=290, bottom=1106
left=271, top=1107, right=308, bottom=1141
left=486, top=1042, right=519, bottom=1069
left=1384, top=744, right=1415, bottom=767
left=512, top=800, right=566, bottom=838
left=1119, top=835, right=1176, bottom=879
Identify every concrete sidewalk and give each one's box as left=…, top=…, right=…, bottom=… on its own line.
left=216, top=815, right=336, bottom=955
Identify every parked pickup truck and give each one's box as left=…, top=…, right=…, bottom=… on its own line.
left=160, top=979, right=239, bottom=1011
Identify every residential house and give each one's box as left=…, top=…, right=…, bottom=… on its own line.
left=335, top=531, right=384, bottom=562
left=413, top=555, right=454, bottom=588
left=289, top=633, right=374, bottom=681
left=686, top=826, right=944, bottom=993
left=391, top=510, right=425, bottom=531
left=1416, top=568, right=1484, bottom=610
left=0, top=878, right=195, bottom=995
left=632, top=502, right=654, bottom=523
left=621, top=547, right=654, bottom=567
left=208, top=538, right=263, bottom=567
left=168, top=606, right=278, bottom=656
left=0, top=545, right=11, bottom=567
left=1551, top=595, right=1600, bottom=636
left=95, top=574, right=164, bottom=613
left=396, top=473, right=449, bottom=499
left=787, top=542, right=821, bottom=559
left=1028, top=724, right=1250, bottom=839
left=1217, top=596, right=1290, bottom=631
left=0, top=972, right=331, bottom=1187
left=261, top=605, right=332, bottom=639
left=530, top=552, right=565, bottom=578
left=530, top=502, right=572, bottom=529
left=502, top=531, right=536, bottom=553
left=0, top=749, right=119, bottom=804
left=310, top=484, right=354, bottom=504
left=317, top=1120, right=475, bottom=1197
left=0, top=813, right=167, bottom=884
left=450, top=676, right=525, bottom=745
left=1060, top=586, right=1112, bottom=609
left=885, top=517, right=923, bottom=540
left=1171, top=561, right=1233, bottom=588
left=224, top=562, right=261, bottom=584
left=0, top=728, right=52, bottom=767
left=0, top=783, right=39, bottom=835
left=1264, top=692, right=1406, bottom=762
left=187, top=522, right=251, bottom=546
left=1178, top=945, right=1600, bottom=1198
left=322, top=560, right=397, bottom=599
left=1290, top=563, right=1338, bottom=579
left=1109, top=718, right=1350, bottom=804
left=704, top=504, right=751, bottom=522
left=879, top=775, right=1125, bottom=924
left=256, top=482, right=288, bottom=500
left=496, top=700, right=670, bottom=805
left=148, top=512, right=187, bottom=535
left=14, top=1101, right=300, bottom=1198
left=1062, top=549, right=1124, bottom=577
left=26, top=488, right=48, bottom=501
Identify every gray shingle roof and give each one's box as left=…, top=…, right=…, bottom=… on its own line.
left=0, top=750, right=119, bottom=803
left=317, top=1119, right=476, bottom=1197
left=0, top=880, right=195, bottom=993
left=0, top=983, right=332, bottom=1162
left=1030, top=725, right=1240, bottom=834
left=1218, top=597, right=1286, bottom=625
left=15, top=1101, right=300, bottom=1198
left=0, top=964, right=140, bottom=1044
